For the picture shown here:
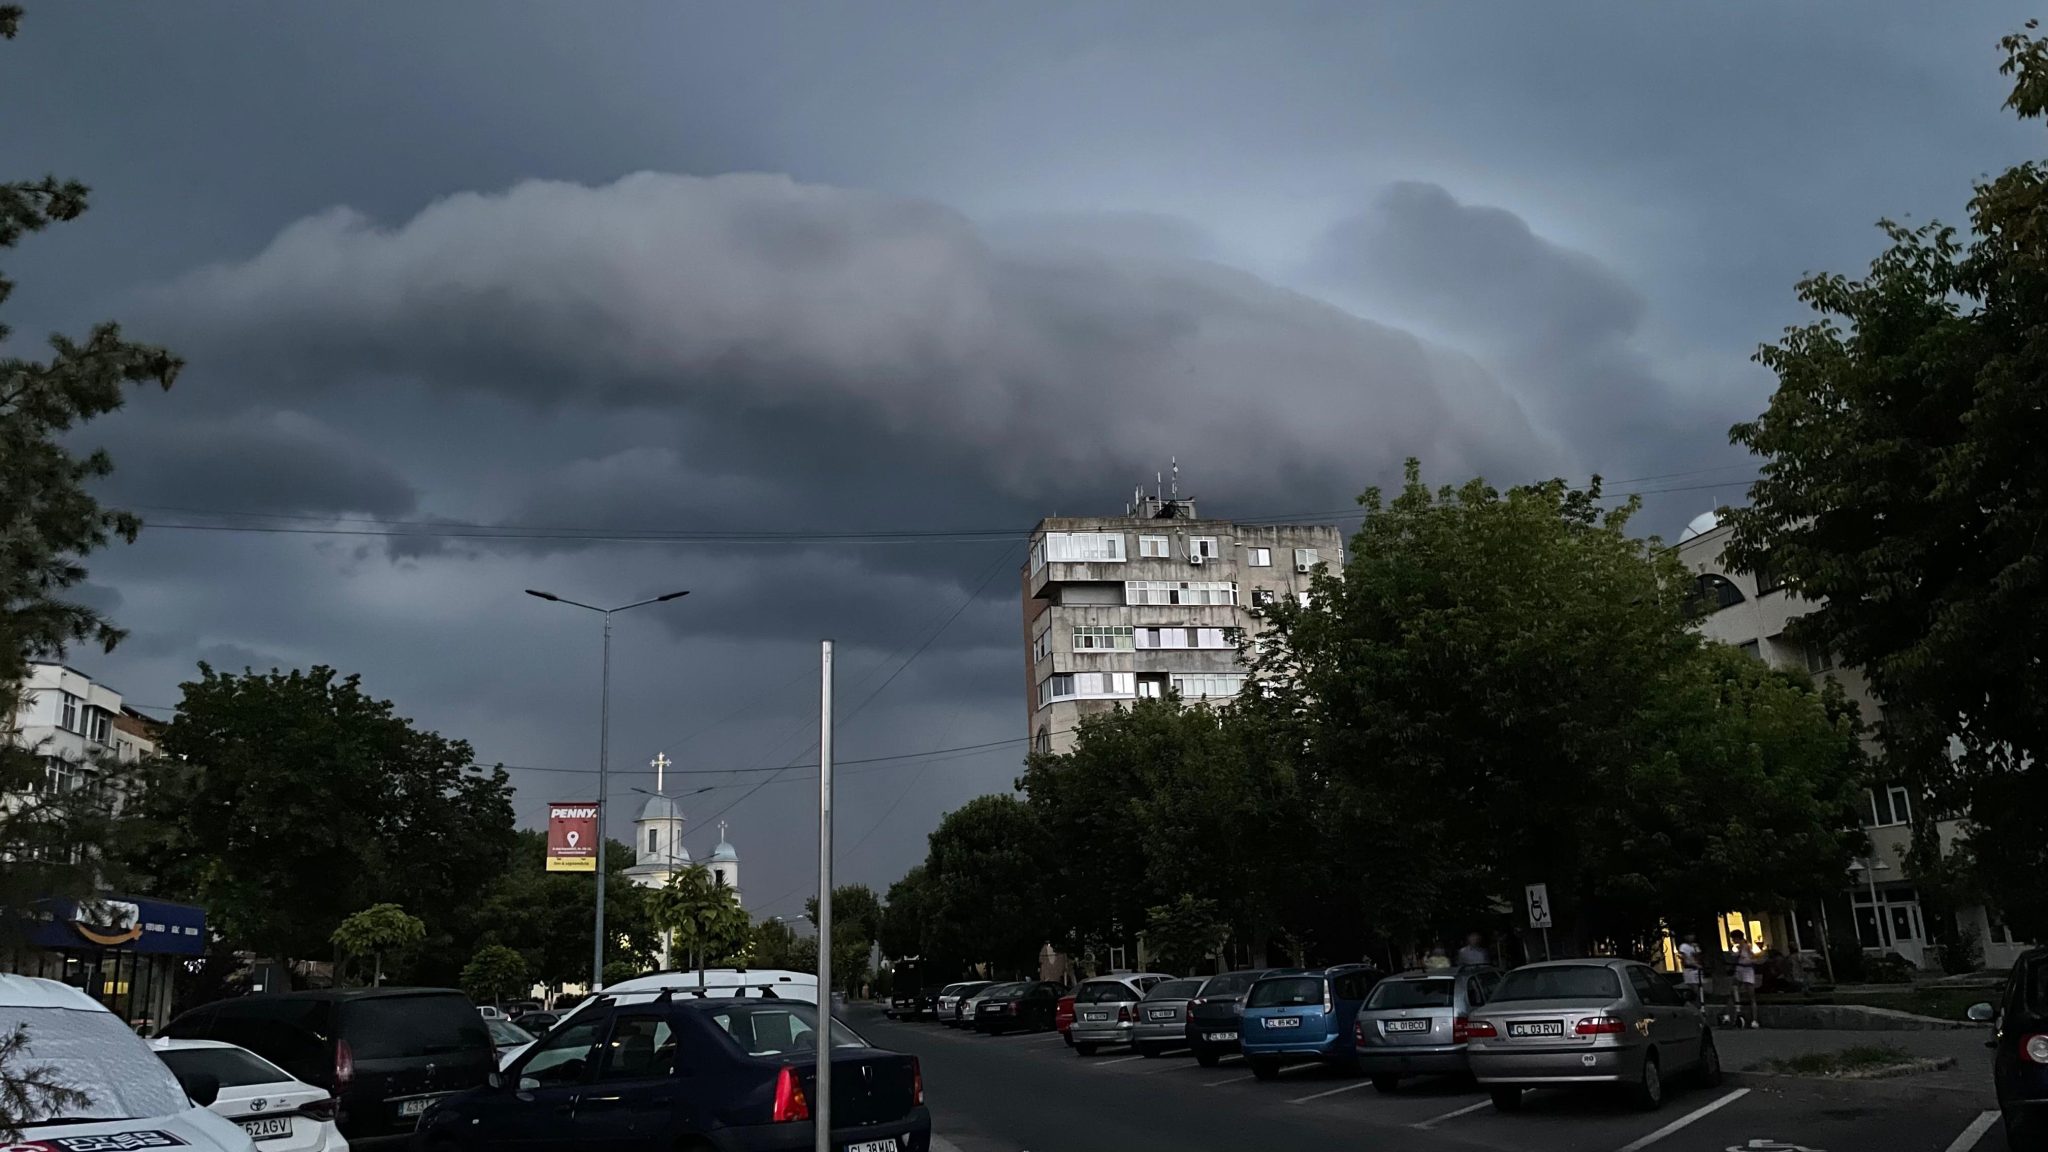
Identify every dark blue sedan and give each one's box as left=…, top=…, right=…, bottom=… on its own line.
left=416, top=992, right=930, bottom=1152
left=1974, top=947, right=2048, bottom=1150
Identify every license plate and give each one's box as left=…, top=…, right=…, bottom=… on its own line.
left=1082, top=1011, right=1108, bottom=1021
left=846, top=1142, right=896, bottom=1152
left=239, top=1117, right=292, bottom=1140
left=1264, top=1016, right=1301, bottom=1029
left=1508, top=1020, right=1565, bottom=1037
left=1148, top=1008, right=1178, bottom=1020
left=398, top=1096, right=434, bottom=1117
left=1385, top=1019, right=1431, bottom=1033
left=1207, top=1031, right=1238, bottom=1042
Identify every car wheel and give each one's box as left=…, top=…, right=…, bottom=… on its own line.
left=1630, top=1052, right=1664, bottom=1111
left=1697, top=1032, right=1722, bottom=1087
left=1250, top=1058, right=1280, bottom=1081
left=1489, top=1087, right=1524, bottom=1113
left=1371, top=1074, right=1399, bottom=1094
left=1063, top=1032, right=1074, bottom=1047
left=1195, top=1048, right=1220, bottom=1068
left=1075, top=1043, right=1098, bottom=1057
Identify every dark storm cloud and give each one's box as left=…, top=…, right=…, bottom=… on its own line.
left=92, top=408, right=417, bottom=518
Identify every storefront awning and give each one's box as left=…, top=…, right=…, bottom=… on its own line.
left=26, top=894, right=205, bottom=955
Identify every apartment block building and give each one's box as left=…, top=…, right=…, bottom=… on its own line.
left=7, top=661, right=158, bottom=796
left=1023, top=492, right=1344, bottom=755
left=1676, top=511, right=2031, bottom=971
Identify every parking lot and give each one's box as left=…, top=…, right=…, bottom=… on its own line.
left=859, top=1009, right=2010, bottom=1152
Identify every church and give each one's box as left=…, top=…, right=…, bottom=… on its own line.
left=622, top=751, right=742, bottom=903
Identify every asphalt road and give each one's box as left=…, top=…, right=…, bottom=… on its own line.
left=856, top=1008, right=2013, bottom=1152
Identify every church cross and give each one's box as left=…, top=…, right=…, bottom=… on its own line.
left=651, top=751, right=670, bottom=792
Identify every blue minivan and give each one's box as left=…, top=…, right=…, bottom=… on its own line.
left=1240, top=964, right=1385, bottom=1080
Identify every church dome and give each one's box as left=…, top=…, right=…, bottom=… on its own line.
left=1678, top=510, right=1722, bottom=543
left=710, top=837, right=738, bottom=863
left=638, top=793, right=683, bottom=823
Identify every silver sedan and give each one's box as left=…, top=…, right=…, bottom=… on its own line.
left=1466, top=958, right=1720, bottom=1111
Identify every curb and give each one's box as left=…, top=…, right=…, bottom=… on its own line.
left=1725, top=1067, right=1994, bottom=1108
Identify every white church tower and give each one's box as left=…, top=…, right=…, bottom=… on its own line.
left=708, top=821, right=741, bottom=906
left=623, top=752, right=690, bottom=891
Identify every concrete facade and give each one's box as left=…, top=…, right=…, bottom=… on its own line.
left=1677, top=515, right=2031, bottom=971
left=1022, top=494, right=1343, bottom=755
left=5, top=661, right=157, bottom=803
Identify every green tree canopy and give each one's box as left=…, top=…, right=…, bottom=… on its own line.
left=461, top=944, right=530, bottom=1005
left=652, top=866, right=750, bottom=986
left=805, top=883, right=883, bottom=995
left=469, top=830, right=658, bottom=989
left=922, top=795, right=1049, bottom=977
left=331, top=904, right=425, bottom=987
left=1143, top=895, right=1226, bottom=976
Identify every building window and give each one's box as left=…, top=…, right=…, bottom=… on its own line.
left=1251, top=588, right=1276, bottom=607
left=1805, top=644, right=1835, bottom=674
left=1043, top=532, right=1127, bottom=563
left=1035, top=727, right=1052, bottom=753
left=87, top=708, right=111, bottom=745
left=36, top=757, right=93, bottom=795
left=1125, top=580, right=1238, bottom=606
left=1040, top=671, right=1136, bottom=704
left=1135, top=678, right=1164, bottom=699
left=1869, top=785, right=1912, bottom=828
left=1168, top=673, right=1244, bottom=699
left=648, top=829, right=659, bottom=854
left=59, top=692, right=80, bottom=733
left=1293, top=548, right=1320, bottom=573
left=1987, top=906, right=2018, bottom=945
left=1751, top=557, right=1784, bottom=596
left=1247, top=547, right=1271, bottom=567
left=1692, top=573, right=1745, bottom=613
left=1190, top=536, right=1220, bottom=563
left=1073, top=626, right=1134, bottom=651
left=714, top=868, right=726, bottom=886
left=1134, top=627, right=1233, bottom=649
left=1297, top=591, right=1313, bottom=609
left=1138, top=535, right=1170, bottom=558
left=1032, top=628, right=1052, bottom=663
left=1030, top=538, right=1046, bottom=574
left=1738, top=639, right=1762, bottom=661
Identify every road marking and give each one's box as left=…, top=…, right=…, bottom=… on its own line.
left=1289, top=1079, right=1375, bottom=1104
left=1027, top=1033, right=1066, bottom=1042
left=1096, top=1054, right=1147, bottom=1065
left=1615, top=1088, right=1750, bottom=1152
left=1203, top=1074, right=1257, bottom=1087
left=1413, top=1100, right=1492, bottom=1129
left=1940, top=1110, right=2002, bottom=1152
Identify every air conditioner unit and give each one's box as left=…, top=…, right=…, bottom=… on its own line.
left=1295, top=561, right=1312, bottom=573
left=1189, top=553, right=1204, bottom=566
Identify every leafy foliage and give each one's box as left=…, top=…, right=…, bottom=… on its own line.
left=461, top=944, right=530, bottom=1005
left=920, top=795, right=1049, bottom=977
left=651, top=867, right=750, bottom=984
left=1723, top=23, right=2048, bottom=937
left=331, top=904, right=425, bottom=986
left=805, top=883, right=882, bottom=996
left=0, top=1023, right=88, bottom=1141
left=1143, top=895, right=1226, bottom=976
left=467, top=830, right=659, bottom=989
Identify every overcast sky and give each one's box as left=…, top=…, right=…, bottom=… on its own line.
left=3, top=1, right=2037, bottom=920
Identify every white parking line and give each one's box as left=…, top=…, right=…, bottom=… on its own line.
left=1413, top=1100, right=1492, bottom=1129
left=1941, top=1110, right=2002, bottom=1152
left=1613, top=1088, right=1750, bottom=1152
left=1096, top=1054, right=1147, bottom=1065
left=1203, top=1074, right=1257, bottom=1088
left=1288, top=1080, right=1375, bottom=1105
left=1026, top=1033, right=1066, bottom=1042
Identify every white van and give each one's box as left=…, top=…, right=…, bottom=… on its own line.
left=0, top=973, right=257, bottom=1151
left=496, top=969, right=821, bottom=1068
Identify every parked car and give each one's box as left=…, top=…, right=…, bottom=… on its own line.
left=961, top=982, right=1024, bottom=1031
left=416, top=993, right=929, bottom=1152
left=1240, top=964, right=1384, bottom=1079
left=1184, top=969, right=1276, bottom=1067
left=1055, top=992, right=1077, bottom=1045
left=0, top=974, right=254, bottom=1152
left=1353, top=966, right=1500, bottom=1092
left=1132, top=978, right=1204, bottom=1057
left=476, top=1005, right=505, bottom=1020
left=919, top=985, right=946, bottom=1018
left=1969, top=945, right=2048, bottom=1148
left=1069, top=972, right=1174, bottom=1055
left=976, top=980, right=1064, bottom=1034
left=937, top=981, right=993, bottom=1027
left=516, top=1010, right=561, bottom=1034
left=153, top=1037, right=348, bottom=1151
left=162, top=986, right=495, bottom=1149
left=1466, top=958, right=1718, bottom=1112
left=485, top=1017, right=537, bottom=1065
left=502, top=1000, right=544, bottom=1019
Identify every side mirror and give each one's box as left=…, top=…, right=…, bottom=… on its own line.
left=1967, top=1002, right=1996, bottom=1024
left=518, top=1076, right=540, bottom=1093
left=178, top=1071, right=220, bottom=1108
left=487, top=1071, right=502, bottom=1090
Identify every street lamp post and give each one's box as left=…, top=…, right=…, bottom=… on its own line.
left=527, top=587, right=689, bottom=990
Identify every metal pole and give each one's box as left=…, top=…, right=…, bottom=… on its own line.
left=1541, top=927, right=1552, bottom=962
left=815, top=640, right=834, bottom=1152
left=592, top=610, right=613, bottom=991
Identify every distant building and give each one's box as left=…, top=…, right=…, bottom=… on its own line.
left=1676, top=511, right=2031, bottom=971
left=1023, top=481, right=1344, bottom=755
left=6, top=661, right=158, bottom=797
left=622, top=754, right=740, bottom=970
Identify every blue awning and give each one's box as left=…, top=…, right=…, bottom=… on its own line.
left=27, top=894, right=206, bottom=956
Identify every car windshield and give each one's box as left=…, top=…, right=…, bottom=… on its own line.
left=1199, top=972, right=1259, bottom=998
left=344, top=994, right=492, bottom=1059
left=1366, top=978, right=1456, bottom=1010
left=5, top=1005, right=188, bottom=1123
left=1075, top=981, right=1136, bottom=1004
left=1247, top=977, right=1325, bottom=1008
left=708, top=1004, right=868, bottom=1057
left=1144, top=979, right=1203, bottom=1001
left=487, top=1018, right=535, bottom=1046
left=1493, top=966, right=1622, bottom=1003
left=157, top=1044, right=293, bottom=1088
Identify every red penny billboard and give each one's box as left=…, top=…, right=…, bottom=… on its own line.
left=546, top=802, right=599, bottom=872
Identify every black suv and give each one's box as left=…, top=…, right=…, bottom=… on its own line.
left=417, top=991, right=931, bottom=1151
left=162, top=986, right=493, bottom=1148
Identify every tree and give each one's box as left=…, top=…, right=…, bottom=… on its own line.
left=461, top=944, right=530, bottom=1006
left=1722, top=24, right=2048, bottom=938
left=0, top=0, right=180, bottom=952
left=1143, top=895, right=1226, bottom=976
left=805, top=883, right=883, bottom=996
left=749, top=916, right=805, bottom=970
left=879, top=866, right=934, bottom=963
left=118, top=666, right=516, bottom=971
left=922, top=795, right=1050, bottom=977
left=468, top=830, right=660, bottom=990
left=651, top=867, right=750, bottom=987
left=331, top=904, right=425, bottom=987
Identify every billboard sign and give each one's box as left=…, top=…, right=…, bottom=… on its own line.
left=547, top=802, right=599, bottom=872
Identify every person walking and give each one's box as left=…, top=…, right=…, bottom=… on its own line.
left=1455, top=932, right=1491, bottom=967
left=1729, top=930, right=1760, bottom=1027
left=1677, top=932, right=1705, bottom=1008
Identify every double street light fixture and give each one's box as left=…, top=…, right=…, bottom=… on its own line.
left=526, top=587, right=690, bottom=990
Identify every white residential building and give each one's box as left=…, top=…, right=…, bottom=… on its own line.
left=5, top=661, right=157, bottom=803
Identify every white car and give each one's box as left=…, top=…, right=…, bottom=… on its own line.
left=495, top=969, right=824, bottom=1067
left=0, top=973, right=257, bottom=1151
left=151, top=1037, right=347, bottom=1151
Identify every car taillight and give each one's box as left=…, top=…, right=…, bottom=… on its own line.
left=1190, top=997, right=1208, bottom=1009
left=771, top=1066, right=810, bottom=1123
left=2024, top=1034, right=2048, bottom=1065
left=301, top=1097, right=338, bottom=1122
left=912, top=1057, right=924, bottom=1106
left=1464, top=1019, right=1498, bottom=1038
left=1353, top=1018, right=1367, bottom=1043
left=334, top=1039, right=354, bottom=1089
left=1575, top=1017, right=1627, bottom=1035
left=1451, top=1016, right=1471, bottom=1044
left=1322, top=984, right=1334, bottom=1013
left=1117, top=1005, right=1131, bottom=1023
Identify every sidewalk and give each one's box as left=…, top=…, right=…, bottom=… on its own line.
left=1717, top=1026, right=1995, bottom=1103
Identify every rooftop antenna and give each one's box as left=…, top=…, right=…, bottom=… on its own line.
left=1170, top=457, right=1180, bottom=502
left=1156, top=471, right=1163, bottom=501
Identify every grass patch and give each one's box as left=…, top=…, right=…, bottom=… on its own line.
left=1827, top=988, right=1987, bottom=1021
left=1751, top=1042, right=1911, bottom=1077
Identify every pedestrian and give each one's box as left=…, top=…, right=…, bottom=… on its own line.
left=1455, top=932, right=1491, bottom=967
left=1677, top=932, right=1705, bottom=1008
left=1729, top=930, right=1760, bottom=1027
left=1424, top=946, right=1453, bottom=970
